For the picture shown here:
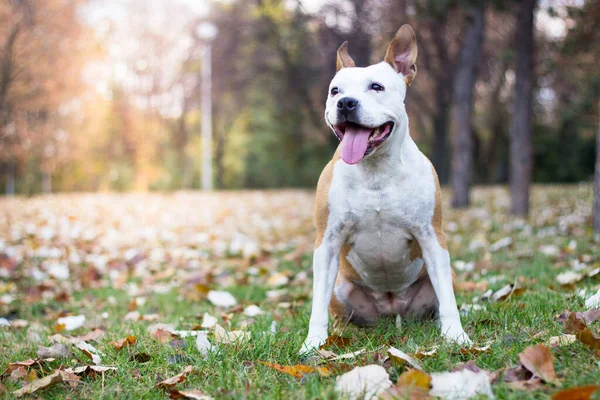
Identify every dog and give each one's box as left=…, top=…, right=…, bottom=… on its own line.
left=301, top=25, right=471, bottom=353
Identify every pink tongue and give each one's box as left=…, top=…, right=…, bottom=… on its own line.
left=340, top=125, right=371, bottom=164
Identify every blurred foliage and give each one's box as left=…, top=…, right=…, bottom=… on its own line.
left=0, top=0, right=598, bottom=194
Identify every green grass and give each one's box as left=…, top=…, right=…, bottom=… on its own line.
left=1, top=186, right=600, bottom=399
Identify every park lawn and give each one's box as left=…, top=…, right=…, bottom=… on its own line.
left=0, top=185, right=599, bottom=399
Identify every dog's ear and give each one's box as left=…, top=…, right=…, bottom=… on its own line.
left=384, top=25, right=418, bottom=86
left=336, top=41, right=355, bottom=72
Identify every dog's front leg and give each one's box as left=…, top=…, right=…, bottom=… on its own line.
left=416, top=229, right=471, bottom=345
left=300, top=241, right=341, bottom=354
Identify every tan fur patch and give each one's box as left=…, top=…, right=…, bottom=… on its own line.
left=430, top=164, right=448, bottom=250
left=314, top=149, right=340, bottom=248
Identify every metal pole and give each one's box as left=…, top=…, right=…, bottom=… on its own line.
left=201, top=43, right=213, bottom=191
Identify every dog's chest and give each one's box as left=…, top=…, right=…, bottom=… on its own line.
left=331, top=176, right=425, bottom=292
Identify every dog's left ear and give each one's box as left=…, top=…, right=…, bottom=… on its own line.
left=336, top=41, right=356, bottom=72
left=384, top=25, right=418, bottom=86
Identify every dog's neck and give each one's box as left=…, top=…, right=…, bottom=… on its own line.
left=351, top=111, right=418, bottom=182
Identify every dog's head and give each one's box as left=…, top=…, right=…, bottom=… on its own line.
left=325, top=25, right=418, bottom=165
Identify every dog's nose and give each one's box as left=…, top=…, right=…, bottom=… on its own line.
left=337, top=97, right=358, bottom=114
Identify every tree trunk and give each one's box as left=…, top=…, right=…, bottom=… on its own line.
left=5, top=161, right=15, bottom=196
left=42, top=171, right=51, bottom=194
left=451, top=2, right=485, bottom=208
left=594, top=100, right=600, bottom=234
left=509, top=0, right=536, bottom=217
left=432, top=80, right=452, bottom=184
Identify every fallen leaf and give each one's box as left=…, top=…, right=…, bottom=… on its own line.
left=207, top=290, right=237, bottom=308
left=429, top=368, right=494, bottom=400
left=9, top=367, right=28, bottom=381
left=518, top=344, right=559, bottom=384
left=200, top=313, right=217, bottom=329
left=214, top=324, right=250, bottom=344
left=156, top=366, right=198, bottom=389
left=74, top=341, right=104, bottom=365
left=13, top=369, right=80, bottom=397
left=75, top=328, right=105, bottom=342
left=562, top=312, right=600, bottom=354
left=551, top=385, right=599, bottom=400
left=153, top=329, right=174, bottom=343
left=195, top=332, right=214, bottom=357
left=544, top=334, right=576, bottom=348
left=243, top=305, right=264, bottom=317
left=56, top=315, right=86, bottom=331
left=109, top=335, right=136, bottom=350
left=396, top=369, right=432, bottom=388
left=336, top=365, right=392, bottom=400
left=316, top=349, right=337, bottom=359
left=458, top=343, right=492, bottom=355
left=259, top=361, right=315, bottom=379
left=455, top=281, right=489, bottom=292
left=67, top=366, right=117, bottom=375
left=329, top=349, right=366, bottom=361
left=387, top=346, right=422, bottom=370
left=581, top=309, right=600, bottom=325
left=37, top=343, right=71, bottom=359
left=170, top=389, right=213, bottom=399
left=414, top=347, right=438, bottom=359
left=492, top=284, right=526, bottom=302
left=320, top=335, right=352, bottom=350
left=556, top=271, right=583, bottom=285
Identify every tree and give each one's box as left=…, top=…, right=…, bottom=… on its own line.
left=509, top=0, right=536, bottom=216
left=595, top=100, right=600, bottom=235
left=451, top=1, right=485, bottom=208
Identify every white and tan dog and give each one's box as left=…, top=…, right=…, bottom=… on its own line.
left=301, top=25, right=471, bottom=353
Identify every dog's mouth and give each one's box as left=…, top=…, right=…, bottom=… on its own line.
left=333, top=121, right=394, bottom=164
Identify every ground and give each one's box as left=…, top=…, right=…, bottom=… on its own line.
left=0, top=186, right=599, bottom=399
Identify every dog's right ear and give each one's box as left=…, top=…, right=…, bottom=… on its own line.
left=336, top=42, right=355, bottom=72
left=384, top=25, right=418, bottom=86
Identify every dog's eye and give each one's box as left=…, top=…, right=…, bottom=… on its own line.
left=370, top=83, right=384, bottom=92
left=330, top=87, right=339, bottom=96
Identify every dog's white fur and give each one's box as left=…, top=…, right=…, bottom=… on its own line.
left=301, top=32, right=470, bottom=353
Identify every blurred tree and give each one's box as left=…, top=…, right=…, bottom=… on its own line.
left=451, top=0, right=485, bottom=208
left=595, top=101, right=600, bottom=234
left=509, top=0, right=536, bottom=216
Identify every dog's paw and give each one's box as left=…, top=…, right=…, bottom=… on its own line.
left=299, top=336, right=326, bottom=355
left=442, top=326, right=472, bottom=346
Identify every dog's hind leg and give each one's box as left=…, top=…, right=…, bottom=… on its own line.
left=332, top=279, right=379, bottom=330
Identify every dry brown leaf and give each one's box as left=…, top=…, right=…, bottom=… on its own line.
left=458, top=343, right=492, bottom=355
left=456, top=280, right=489, bottom=292
left=329, top=349, right=366, bottom=361
left=67, top=366, right=117, bottom=376
left=320, top=335, right=353, bottom=350
left=74, top=341, right=103, bottom=365
left=214, top=324, right=250, bottom=344
left=156, top=366, right=198, bottom=389
left=109, top=335, right=137, bottom=350
left=518, top=344, right=560, bottom=384
left=169, top=389, right=213, bottom=399
left=37, top=343, right=71, bottom=359
left=388, top=347, right=423, bottom=370
left=75, top=328, right=105, bottom=342
left=258, top=361, right=316, bottom=379
left=9, top=367, right=28, bottom=381
left=551, top=385, right=599, bottom=400
left=562, top=311, right=600, bottom=354
left=13, top=370, right=80, bottom=397
left=316, top=349, right=337, bottom=359
left=544, top=334, right=576, bottom=348
left=414, top=347, right=438, bottom=359
left=396, top=369, right=432, bottom=388
left=153, top=329, right=175, bottom=343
